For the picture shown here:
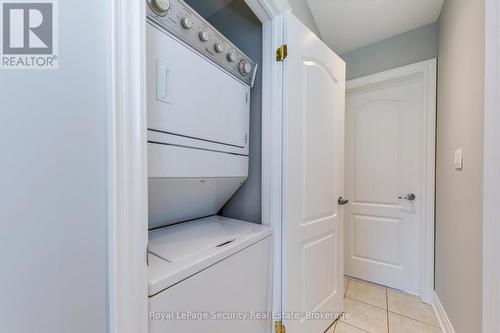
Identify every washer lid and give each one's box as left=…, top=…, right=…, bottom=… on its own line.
left=149, top=215, right=255, bottom=263
left=148, top=215, right=273, bottom=296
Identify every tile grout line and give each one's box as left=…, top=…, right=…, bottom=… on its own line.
left=341, top=321, right=371, bottom=333
left=325, top=318, right=337, bottom=333
left=344, top=296, right=387, bottom=312
left=344, top=277, right=350, bottom=298
left=342, top=290, right=380, bottom=333
left=349, top=275, right=423, bottom=302
left=342, top=296, right=390, bottom=333
left=346, top=278, right=398, bottom=311
left=345, top=296, right=441, bottom=332
left=345, top=276, right=440, bottom=332
left=338, top=277, right=350, bottom=333
left=387, top=310, right=442, bottom=328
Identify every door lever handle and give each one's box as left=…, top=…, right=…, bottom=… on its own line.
left=398, top=193, right=416, bottom=201
left=338, top=196, right=349, bottom=205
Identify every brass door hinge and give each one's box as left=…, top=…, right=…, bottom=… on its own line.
left=275, top=321, right=286, bottom=333
left=276, top=44, right=288, bottom=62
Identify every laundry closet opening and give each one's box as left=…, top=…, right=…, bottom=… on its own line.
left=145, top=0, right=271, bottom=331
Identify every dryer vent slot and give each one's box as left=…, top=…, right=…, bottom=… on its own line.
left=216, top=238, right=236, bottom=248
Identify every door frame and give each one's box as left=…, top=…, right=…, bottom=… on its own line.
left=346, top=59, right=437, bottom=304
left=483, top=0, right=500, bottom=330
left=108, top=0, right=289, bottom=332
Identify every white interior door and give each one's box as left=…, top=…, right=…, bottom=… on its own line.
left=345, top=61, right=436, bottom=295
left=281, top=13, right=345, bottom=333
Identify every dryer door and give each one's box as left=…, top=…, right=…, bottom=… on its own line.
left=147, top=23, right=250, bottom=148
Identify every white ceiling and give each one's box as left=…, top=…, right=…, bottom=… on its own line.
left=306, top=0, right=445, bottom=54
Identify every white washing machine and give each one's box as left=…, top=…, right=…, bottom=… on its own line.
left=148, top=216, right=273, bottom=332
left=146, top=0, right=272, bottom=332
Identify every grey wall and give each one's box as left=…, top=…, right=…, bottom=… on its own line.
left=341, top=23, right=438, bottom=80
left=185, top=0, right=263, bottom=224
left=212, top=2, right=263, bottom=224
left=288, top=0, right=321, bottom=38
left=435, top=0, right=485, bottom=331
left=0, top=1, right=110, bottom=332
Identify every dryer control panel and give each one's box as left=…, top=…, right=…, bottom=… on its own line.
left=147, top=0, right=258, bottom=87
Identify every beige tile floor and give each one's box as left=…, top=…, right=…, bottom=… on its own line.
left=326, top=277, right=442, bottom=333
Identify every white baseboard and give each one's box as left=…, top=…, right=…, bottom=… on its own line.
left=432, top=292, right=456, bottom=333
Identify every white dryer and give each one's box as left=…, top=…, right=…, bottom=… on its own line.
left=146, top=0, right=272, bottom=332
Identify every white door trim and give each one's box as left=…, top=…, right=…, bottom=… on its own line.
left=108, top=0, right=148, bottom=332
left=260, top=13, right=286, bottom=321
left=108, top=1, right=289, bottom=332
left=347, top=59, right=437, bottom=304
left=483, top=0, right=500, bottom=331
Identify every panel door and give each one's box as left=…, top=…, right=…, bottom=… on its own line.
left=345, top=69, right=427, bottom=294
left=282, top=13, right=346, bottom=333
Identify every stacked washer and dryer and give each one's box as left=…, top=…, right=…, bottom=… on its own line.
left=146, top=0, right=273, bottom=332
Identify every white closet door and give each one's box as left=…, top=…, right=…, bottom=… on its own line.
left=281, top=12, right=346, bottom=333
left=345, top=62, right=435, bottom=295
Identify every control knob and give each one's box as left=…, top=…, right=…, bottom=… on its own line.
left=147, top=0, right=170, bottom=16
left=239, top=60, right=252, bottom=76
left=227, top=52, right=236, bottom=62
left=181, top=17, right=193, bottom=29
left=199, top=30, right=209, bottom=42
left=214, top=43, right=224, bottom=53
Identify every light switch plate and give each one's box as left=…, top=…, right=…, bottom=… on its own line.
left=454, top=148, right=463, bottom=170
